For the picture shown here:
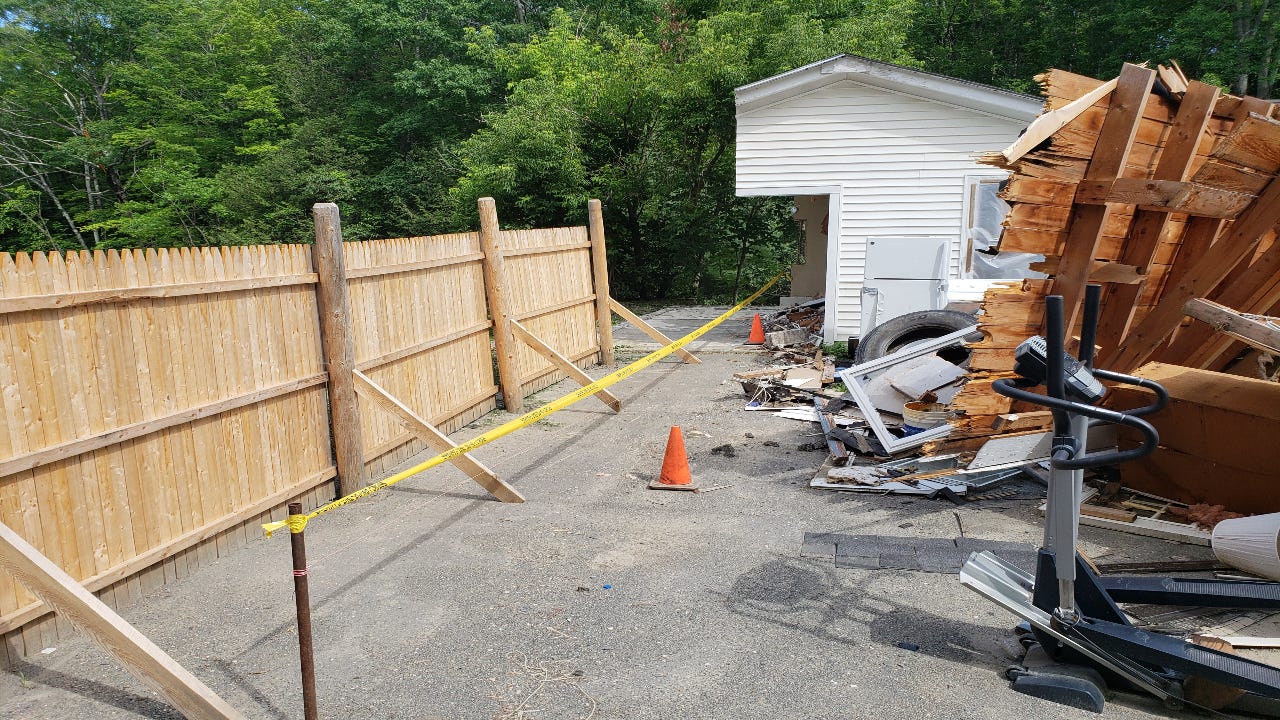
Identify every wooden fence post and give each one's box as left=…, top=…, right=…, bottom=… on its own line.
left=477, top=198, right=523, bottom=413
left=312, top=203, right=366, bottom=496
left=587, top=199, right=615, bottom=366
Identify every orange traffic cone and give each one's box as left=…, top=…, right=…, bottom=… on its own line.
left=649, top=426, right=698, bottom=491
left=746, top=313, right=765, bottom=345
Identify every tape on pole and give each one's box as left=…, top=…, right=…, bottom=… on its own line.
left=264, top=272, right=786, bottom=537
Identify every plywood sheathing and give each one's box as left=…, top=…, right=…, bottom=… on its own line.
left=949, top=66, right=1280, bottom=435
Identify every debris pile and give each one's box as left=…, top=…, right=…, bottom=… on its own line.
left=758, top=299, right=824, bottom=351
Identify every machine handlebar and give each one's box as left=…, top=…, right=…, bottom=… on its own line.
left=992, top=377, right=1161, bottom=469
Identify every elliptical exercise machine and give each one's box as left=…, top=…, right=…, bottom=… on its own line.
left=960, top=284, right=1280, bottom=712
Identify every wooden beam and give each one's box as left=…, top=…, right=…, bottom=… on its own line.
left=1160, top=236, right=1280, bottom=366
left=1049, top=64, right=1156, bottom=334
left=509, top=320, right=621, bottom=413
left=353, top=321, right=491, bottom=373
left=0, top=522, right=247, bottom=719
left=1095, top=81, right=1220, bottom=354
left=499, top=239, right=591, bottom=258
left=511, top=295, right=595, bottom=324
left=351, top=370, right=523, bottom=503
left=1103, top=173, right=1280, bottom=371
left=313, top=203, right=366, bottom=496
left=999, top=78, right=1119, bottom=165
left=1183, top=298, right=1280, bottom=354
left=608, top=298, right=700, bottom=364
left=0, top=273, right=317, bottom=315
left=1073, top=178, right=1250, bottom=218
left=0, top=373, right=326, bottom=479
left=345, top=251, right=483, bottom=280
left=478, top=198, right=524, bottom=413
left=588, top=199, right=615, bottom=366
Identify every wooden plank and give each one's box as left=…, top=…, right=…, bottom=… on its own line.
left=344, top=252, right=483, bottom=280
left=999, top=78, right=1119, bottom=166
left=1209, top=112, right=1280, bottom=173
left=0, top=272, right=317, bottom=315
left=351, top=370, right=523, bottom=503
left=1048, top=64, right=1156, bottom=333
left=0, top=467, right=335, bottom=636
left=1182, top=297, right=1280, bottom=355
left=477, top=198, right=524, bottom=413
left=510, top=320, right=621, bottom=413
left=1095, top=81, right=1221, bottom=353
left=0, top=374, right=326, bottom=479
left=1074, top=178, right=1250, bottom=218
left=1103, top=173, right=1280, bottom=371
left=608, top=298, right=700, bottom=364
left=510, top=294, right=596, bottom=323
left=990, top=411, right=1053, bottom=432
left=353, top=321, right=491, bottom=373
left=312, top=203, right=366, bottom=496
left=1081, top=504, right=1138, bottom=522
left=588, top=199, right=615, bottom=366
left=0, top=521, right=247, bottom=719
left=499, top=240, right=591, bottom=259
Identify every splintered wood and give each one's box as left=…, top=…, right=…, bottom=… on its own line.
left=953, top=63, right=1280, bottom=431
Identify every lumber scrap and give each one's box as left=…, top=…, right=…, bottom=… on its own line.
left=1181, top=298, right=1280, bottom=355
left=0, top=521, right=246, bottom=720
left=608, top=298, right=700, bottom=364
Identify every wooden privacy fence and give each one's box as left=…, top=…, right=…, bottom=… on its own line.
left=0, top=197, right=687, bottom=666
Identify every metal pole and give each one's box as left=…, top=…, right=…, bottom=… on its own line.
left=288, top=502, right=319, bottom=720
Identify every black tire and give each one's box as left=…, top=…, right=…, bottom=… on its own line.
left=853, top=309, right=981, bottom=364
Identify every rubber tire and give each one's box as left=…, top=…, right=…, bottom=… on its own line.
left=853, top=309, right=981, bottom=364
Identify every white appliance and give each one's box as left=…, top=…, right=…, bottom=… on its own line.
left=859, top=236, right=951, bottom=336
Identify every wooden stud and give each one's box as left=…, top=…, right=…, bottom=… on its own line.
left=587, top=199, right=615, bottom=366
left=477, top=197, right=524, bottom=413
left=312, top=203, right=366, bottom=496
left=1104, top=173, right=1280, bottom=371
left=609, top=299, right=701, bottom=364
left=1049, top=63, right=1156, bottom=333
left=351, top=370, right=523, bottom=503
left=0, top=521, right=247, bottom=719
left=1095, top=81, right=1220, bottom=353
left=509, top=320, right=621, bottom=412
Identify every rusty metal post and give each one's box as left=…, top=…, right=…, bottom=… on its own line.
left=288, top=502, right=319, bottom=720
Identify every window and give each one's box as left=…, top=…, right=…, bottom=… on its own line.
left=964, top=176, right=1045, bottom=280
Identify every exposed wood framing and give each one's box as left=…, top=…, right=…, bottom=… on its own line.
left=1048, top=63, right=1155, bottom=334
left=0, top=273, right=317, bottom=315
left=1094, top=81, right=1220, bottom=352
left=953, top=63, right=1280, bottom=429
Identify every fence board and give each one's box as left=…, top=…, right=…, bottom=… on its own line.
left=0, top=206, right=610, bottom=661
left=344, top=233, right=498, bottom=472
left=500, top=227, right=600, bottom=395
left=0, top=244, right=334, bottom=656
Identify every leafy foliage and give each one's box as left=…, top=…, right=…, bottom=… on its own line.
left=0, top=0, right=1270, bottom=299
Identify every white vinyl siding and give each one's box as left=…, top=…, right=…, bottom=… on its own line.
left=736, top=79, right=1030, bottom=340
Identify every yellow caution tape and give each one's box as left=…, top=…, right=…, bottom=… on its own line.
left=263, top=272, right=786, bottom=537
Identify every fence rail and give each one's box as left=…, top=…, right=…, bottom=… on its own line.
left=0, top=199, right=613, bottom=664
